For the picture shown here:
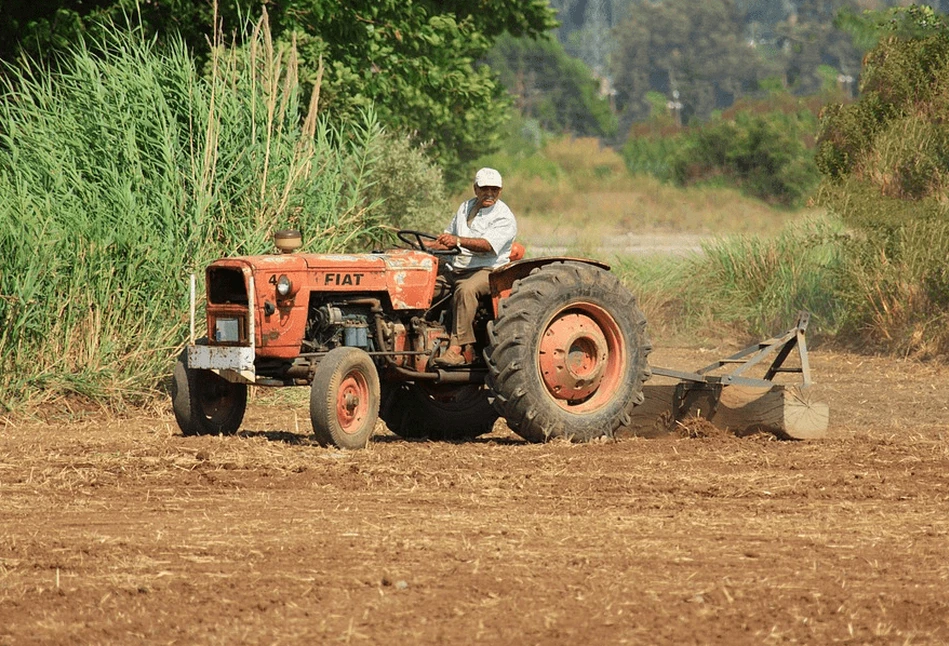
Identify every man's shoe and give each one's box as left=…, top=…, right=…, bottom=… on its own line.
left=434, top=345, right=471, bottom=366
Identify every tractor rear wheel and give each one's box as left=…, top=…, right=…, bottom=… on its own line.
left=172, top=347, right=247, bottom=436
left=485, top=261, right=651, bottom=443
left=310, top=347, right=381, bottom=449
left=380, top=382, right=498, bottom=441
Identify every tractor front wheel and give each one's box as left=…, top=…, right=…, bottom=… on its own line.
left=310, top=347, right=381, bottom=449
left=485, top=261, right=651, bottom=443
left=172, top=347, right=247, bottom=436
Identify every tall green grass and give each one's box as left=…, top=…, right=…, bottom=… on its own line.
left=0, top=17, right=390, bottom=412
left=831, top=218, right=949, bottom=358
left=613, top=215, right=848, bottom=346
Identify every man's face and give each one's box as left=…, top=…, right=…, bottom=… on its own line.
left=474, top=185, right=502, bottom=208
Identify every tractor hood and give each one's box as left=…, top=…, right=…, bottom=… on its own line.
left=207, top=248, right=439, bottom=310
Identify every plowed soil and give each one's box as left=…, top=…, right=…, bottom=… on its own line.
left=2, top=347, right=948, bottom=645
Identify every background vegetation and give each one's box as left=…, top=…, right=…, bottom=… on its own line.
left=0, top=0, right=918, bottom=189
left=617, top=5, right=949, bottom=359
left=814, top=5, right=949, bottom=357
left=3, top=2, right=949, bottom=414
left=0, top=18, right=444, bottom=411
left=621, top=92, right=826, bottom=207
left=1, top=0, right=557, bottom=185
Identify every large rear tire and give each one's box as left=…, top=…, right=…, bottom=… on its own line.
left=310, top=347, right=381, bottom=449
left=380, top=382, right=498, bottom=441
left=172, top=347, right=247, bottom=436
left=485, top=261, right=651, bottom=443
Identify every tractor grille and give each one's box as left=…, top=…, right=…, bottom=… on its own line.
left=208, top=267, right=248, bottom=305
left=207, top=266, right=250, bottom=345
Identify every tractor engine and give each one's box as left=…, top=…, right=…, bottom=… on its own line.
left=302, top=298, right=448, bottom=374
left=304, top=303, right=375, bottom=352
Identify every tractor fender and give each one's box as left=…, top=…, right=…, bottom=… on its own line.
left=488, top=256, right=612, bottom=317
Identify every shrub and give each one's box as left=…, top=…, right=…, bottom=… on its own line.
left=362, top=133, right=451, bottom=235
left=814, top=8, right=949, bottom=356
left=620, top=130, right=683, bottom=178
left=669, top=109, right=821, bottom=206
left=817, top=8, right=949, bottom=200
left=621, top=93, right=822, bottom=206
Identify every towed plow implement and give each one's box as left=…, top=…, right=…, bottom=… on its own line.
left=621, top=312, right=829, bottom=440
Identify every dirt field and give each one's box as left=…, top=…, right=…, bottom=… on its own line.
left=2, top=346, right=948, bottom=645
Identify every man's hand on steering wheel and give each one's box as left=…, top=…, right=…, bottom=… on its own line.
left=396, top=229, right=460, bottom=255
left=435, top=233, right=462, bottom=250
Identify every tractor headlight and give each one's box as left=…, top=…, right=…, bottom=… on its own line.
left=214, top=317, right=240, bottom=343
left=276, top=274, right=292, bottom=297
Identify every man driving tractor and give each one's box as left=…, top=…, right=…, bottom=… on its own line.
left=427, top=167, right=517, bottom=366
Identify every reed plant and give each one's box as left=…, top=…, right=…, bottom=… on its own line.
left=0, top=15, right=391, bottom=412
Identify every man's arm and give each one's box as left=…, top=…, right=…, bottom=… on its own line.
left=430, top=195, right=492, bottom=251
left=434, top=233, right=493, bottom=252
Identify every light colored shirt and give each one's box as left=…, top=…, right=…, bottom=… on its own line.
left=444, top=198, right=517, bottom=271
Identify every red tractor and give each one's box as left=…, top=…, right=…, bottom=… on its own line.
left=172, top=230, right=651, bottom=448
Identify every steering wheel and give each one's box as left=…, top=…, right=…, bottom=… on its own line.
left=397, top=229, right=460, bottom=256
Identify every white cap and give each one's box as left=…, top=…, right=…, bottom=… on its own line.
left=474, top=167, right=503, bottom=188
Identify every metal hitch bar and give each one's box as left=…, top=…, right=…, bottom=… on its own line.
left=650, top=311, right=812, bottom=389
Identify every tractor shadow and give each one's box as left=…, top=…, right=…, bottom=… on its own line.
left=370, top=433, right=527, bottom=446
left=235, top=428, right=527, bottom=447
left=237, top=429, right=314, bottom=444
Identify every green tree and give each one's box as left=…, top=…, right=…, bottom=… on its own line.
left=611, top=0, right=774, bottom=129
left=484, top=33, right=617, bottom=139
left=268, top=1, right=557, bottom=182
left=0, top=0, right=219, bottom=62
left=1, top=0, right=558, bottom=183
left=769, top=0, right=863, bottom=96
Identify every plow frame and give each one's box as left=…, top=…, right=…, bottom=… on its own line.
left=651, top=311, right=812, bottom=389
